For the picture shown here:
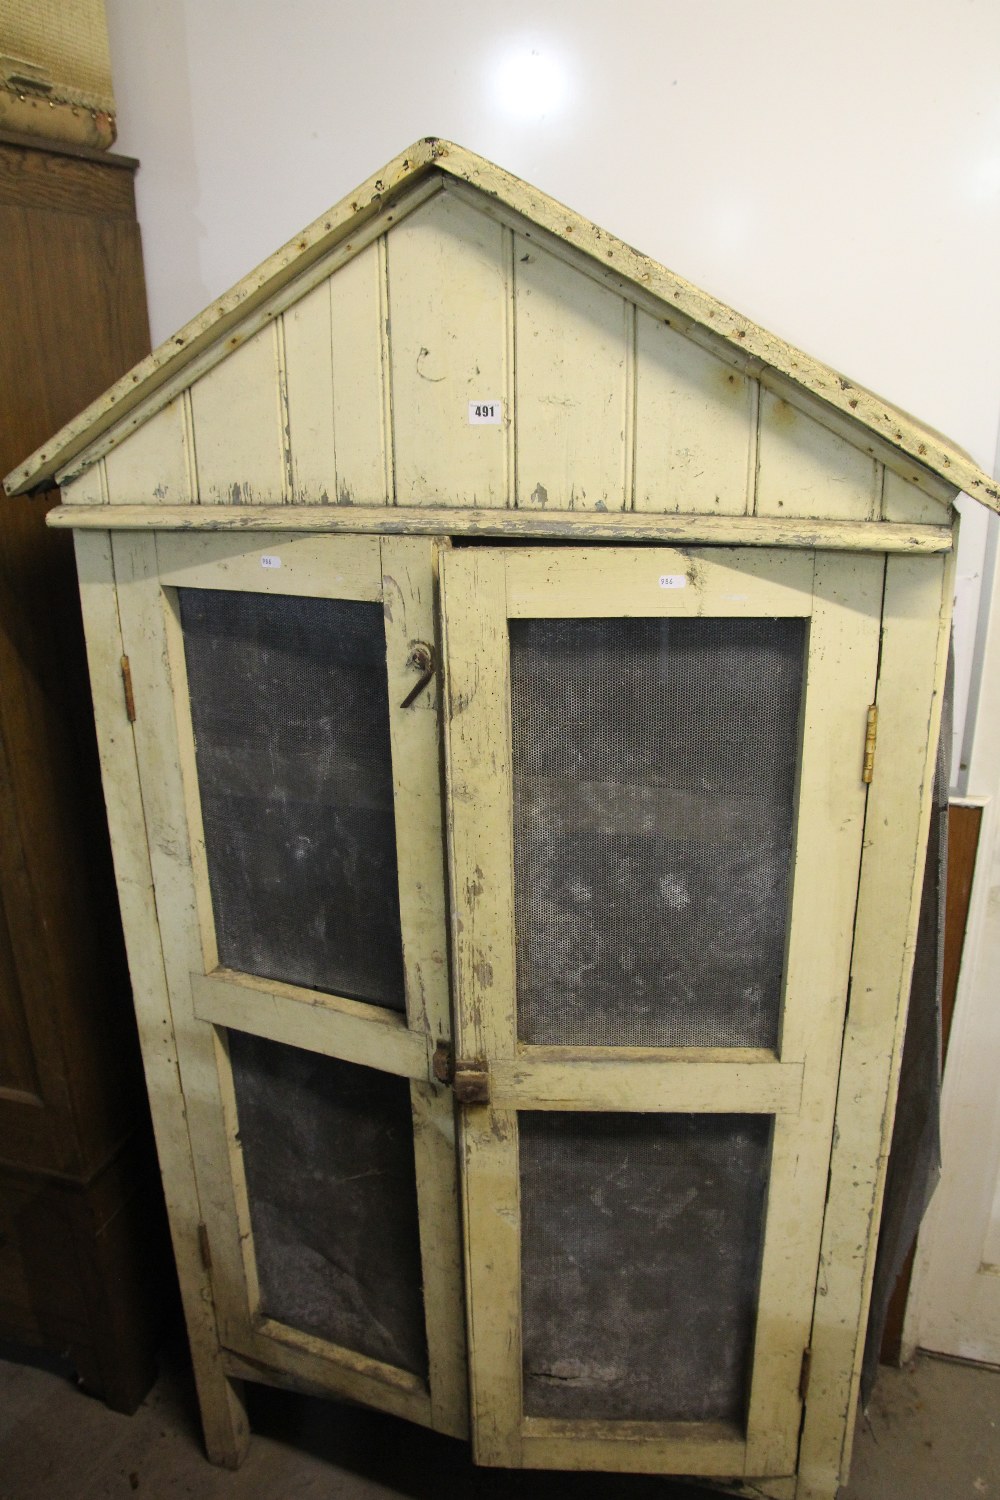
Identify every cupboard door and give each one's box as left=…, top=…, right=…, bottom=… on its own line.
left=114, top=531, right=465, bottom=1437
left=440, top=546, right=883, bottom=1477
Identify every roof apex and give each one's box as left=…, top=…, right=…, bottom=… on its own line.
left=5, top=137, right=997, bottom=510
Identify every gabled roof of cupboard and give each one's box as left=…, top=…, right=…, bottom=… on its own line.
left=5, top=136, right=997, bottom=509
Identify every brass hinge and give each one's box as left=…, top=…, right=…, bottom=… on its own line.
left=120, top=654, right=137, bottom=723
left=799, top=1346, right=812, bottom=1402
left=862, top=704, right=878, bottom=784
left=197, top=1222, right=213, bottom=1271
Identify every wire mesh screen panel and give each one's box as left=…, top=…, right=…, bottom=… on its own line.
left=179, top=588, right=405, bottom=1010
left=520, top=1111, right=772, bottom=1423
left=227, top=1030, right=428, bottom=1377
left=509, top=617, right=806, bottom=1048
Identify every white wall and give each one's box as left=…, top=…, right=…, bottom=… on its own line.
left=104, top=0, right=1000, bottom=775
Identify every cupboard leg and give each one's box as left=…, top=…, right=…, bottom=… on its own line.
left=193, top=1363, right=250, bottom=1469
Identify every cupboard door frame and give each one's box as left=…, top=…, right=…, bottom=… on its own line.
left=440, top=545, right=884, bottom=1478
left=113, top=528, right=466, bottom=1437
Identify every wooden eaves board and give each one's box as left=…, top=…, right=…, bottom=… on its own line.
left=4, top=138, right=997, bottom=513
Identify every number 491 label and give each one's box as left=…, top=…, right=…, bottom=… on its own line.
left=468, top=399, right=502, bottom=425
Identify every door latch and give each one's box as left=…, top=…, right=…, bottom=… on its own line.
left=432, top=1041, right=490, bottom=1104
left=400, top=642, right=435, bottom=708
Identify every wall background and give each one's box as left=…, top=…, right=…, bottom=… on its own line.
left=103, top=0, right=1000, bottom=778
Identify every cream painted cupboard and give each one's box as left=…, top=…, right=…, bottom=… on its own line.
left=6, top=141, right=997, bottom=1500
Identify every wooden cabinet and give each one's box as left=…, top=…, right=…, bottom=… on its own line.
left=7, top=141, right=993, bottom=1493
left=0, top=131, right=167, bottom=1411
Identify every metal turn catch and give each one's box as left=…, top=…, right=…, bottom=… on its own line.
left=400, top=641, right=435, bottom=708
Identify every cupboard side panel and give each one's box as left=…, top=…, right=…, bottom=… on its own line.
left=73, top=530, right=249, bottom=1468
left=109, top=533, right=253, bottom=1353
left=797, top=552, right=953, bottom=1500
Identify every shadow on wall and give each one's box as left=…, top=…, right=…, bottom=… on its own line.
left=105, top=0, right=214, bottom=343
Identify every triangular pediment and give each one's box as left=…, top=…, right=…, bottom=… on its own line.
left=5, top=140, right=994, bottom=518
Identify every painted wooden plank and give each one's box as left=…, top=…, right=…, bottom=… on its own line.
left=103, top=397, right=194, bottom=505
left=112, top=533, right=255, bottom=1358
left=503, top=544, right=815, bottom=620
left=439, top=549, right=523, bottom=1465
left=744, top=552, right=883, bottom=1477
left=281, top=280, right=336, bottom=504
left=881, top=466, right=948, bottom=525
left=161, top=585, right=218, bottom=973
left=189, top=323, right=288, bottom=504
left=381, top=535, right=468, bottom=1439
left=459, top=1107, right=524, bottom=1467
left=155, top=529, right=381, bottom=598
left=190, top=971, right=427, bottom=1081
left=243, top=1319, right=433, bottom=1427
left=389, top=190, right=507, bottom=508
left=796, top=552, right=952, bottom=1500
left=330, top=240, right=391, bottom=506
left=756, top=391, right=879, bottom=521
left=48, top=502, right=954, bottom=553
left=634, top=311, right=752, bottom=515
left=212, top=1028, right=261, bottom=1320
left=440, top=549, right=517, bottom=1067
left=381, top=536, right=452, bottom=1043
left=61, top=459, right=106, bottom=506
left=411, top=1081, right=469, bottom=1438
left=519, top=1428, right=745, bottom=1476
left=489, top=1058, right=801, bottom=1113
left=74, top=530, right=250, bottom=1468
left=515, top=239, right=629, bottom=512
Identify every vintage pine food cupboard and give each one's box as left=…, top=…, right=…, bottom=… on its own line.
left=7, top=140, right=999, bottom=1499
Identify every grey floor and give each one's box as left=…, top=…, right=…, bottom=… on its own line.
left=1, top=1340, right=997, bottom=1499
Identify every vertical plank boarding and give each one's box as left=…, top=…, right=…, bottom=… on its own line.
left=389, top=192, right=508, bottom=508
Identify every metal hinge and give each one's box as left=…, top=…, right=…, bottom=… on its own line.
left=799, top=1346, right=812, bottom=1402
left=120, top=654, right=137, bottom=722
left=862, top=704, right=878, bottom=784
left=197, top=1222, right=213, bottom=1271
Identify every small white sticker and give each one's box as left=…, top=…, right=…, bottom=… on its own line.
left=469, top=399, right=502, bottom=425
left=260, top=554, right=282, bottom=570
left=659, top=574, right=687, bottom=589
